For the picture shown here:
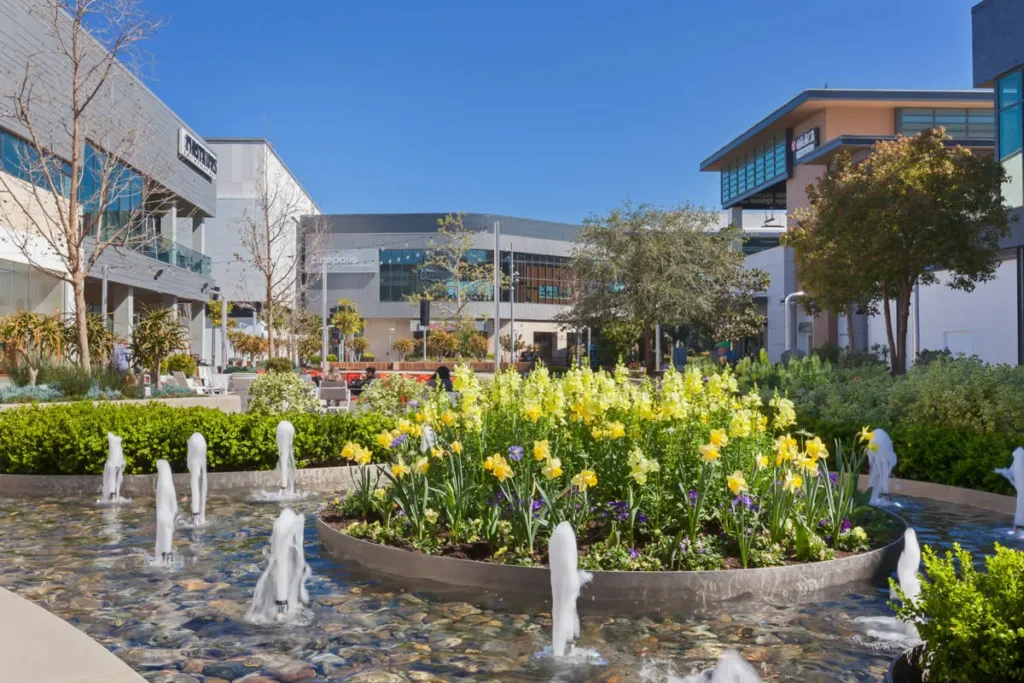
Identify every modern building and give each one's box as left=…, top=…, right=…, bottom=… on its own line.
left=0, top=0, right=216, bottom=361
left=202, top=138, right=320, bottom=365
left=700, top=89, right=1003, bottom=362
left=297, top=211, right=784, bottom=364
left=973, top=0, right=1024, bottom=366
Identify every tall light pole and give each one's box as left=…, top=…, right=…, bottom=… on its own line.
left=492, top=221, right=501, bottom=366
left=101, top=265, right=109, bottom=331
left=389, top=327, right=395, bottom=362
left=508, top=250, right=518, bottom=364
left=320, top=259, right=328, bottom=374
left=221, top=293, right=228, bottom=369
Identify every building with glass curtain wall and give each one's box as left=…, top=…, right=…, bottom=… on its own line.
left=0, top=0, right=217, bottom=361
left=973, top=0, right=1024, bottom=366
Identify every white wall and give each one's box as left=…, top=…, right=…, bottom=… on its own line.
left=866, top=256, right=1019, bottom=366
left=744, top=245, right=800, bottom=362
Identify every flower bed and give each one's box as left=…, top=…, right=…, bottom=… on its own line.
left=325, top=364, right=900, bottom=571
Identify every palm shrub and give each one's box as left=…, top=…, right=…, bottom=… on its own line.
left=130, top=307, right=189, bottom=388
left=63, top=313, right=121, bottom=367
left=0, top=310, right=68, bottom=366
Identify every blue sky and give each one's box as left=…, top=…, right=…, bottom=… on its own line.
left=144, top=0, right=980, bottom=223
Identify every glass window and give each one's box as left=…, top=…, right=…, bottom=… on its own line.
left=720, top=131, right=788, bottom=205
left=968, top=110, right=995, bottom=139
left=1000, top=105, right=1022, bottom=159
left=999, top=72, right=1021, bottom=110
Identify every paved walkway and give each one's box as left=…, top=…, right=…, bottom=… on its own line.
left=0, top=586, right=144, bottom=682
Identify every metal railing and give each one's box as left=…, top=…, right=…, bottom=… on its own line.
left=135, top=236, right=211, bottom=276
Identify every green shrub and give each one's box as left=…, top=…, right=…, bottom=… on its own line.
left=161, top=353, right=198, bottom=377
left=50, top=365, right=93, bottom=398
left=308, top=355, right=321, bottom=365
left=222, top=365, right=252, bottom=374
left=1, top=355, right=58, bottom=386
left=93, top=367, right=127, bottom=392
left=247, top=372, right=319, bottom=414
left=326, top=353, right=338, bottom=363
left=263, top=357, right=295, bottom=373
left=0, top=403, right=394, bottom=474
left=358, top=373, right=427, bottom=417
left=894, top=543, right=1024, bottom=682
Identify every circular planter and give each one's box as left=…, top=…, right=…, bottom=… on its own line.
left=885, top=645, right=926, bottom=683
left=317, top=511, right=906, bottom=615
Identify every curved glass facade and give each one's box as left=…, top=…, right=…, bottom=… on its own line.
left=720, top=132, right=787, bottom=206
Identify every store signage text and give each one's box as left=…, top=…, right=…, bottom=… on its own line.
left=178, top=129, right=218, bottom=179
left=311, top=248, right=379, bottom=273
left=791, top=128, right=819, bottom=161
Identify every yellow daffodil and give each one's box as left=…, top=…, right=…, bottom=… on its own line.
left=373, top=487, right=387, bottom=500
left=591, top=426, right=606, bottom=440
left=442, top=410, right=457, bottom=426
left=756, top=454, right=769, bottom=470
left=533, top=439, right=550, bottom=461
left=484, top=454, right=498, bottom=471
left=727, top=470, right=748, bottom=495
left=797, top=456, right=819, bottom=475
left=410, top=423, right=423, bottom=438
left=858, top=426, right=874, bottom=444
left=571, top=469, right=598, bottom=492
left=699, top=444, right=721, bottom=463
left=341, top=441, right=359, bottom=461
left=391, top=459, right=410, bottom=479
left=414, top=456, right=430, bottom=475
left=774, top=434, right=798, bottom=466
left=397, top=418, right=412, bottom=434
left=709, top=428, right=729, bottom=448
left=351, top=445, right=372, bottom=466
left=424, top=508, right=438, bottom=524
left=525, top=403, right=542, bottom=422
left=490, top=456, right=514, bottom=482
left=542, top=458, right=563, bottom=480
left=607, top=421, right=626, bottom=439
left=376, top=431, right=393, bottom=448
left=805, top=436, right=828, bottom=460
left=431, top=446, right=445, bottom=459
left=783, top=471, right=803, bottom=492
left=414, top=412, right=425, bottom=424
left=450, top=441, right=463, bottom=454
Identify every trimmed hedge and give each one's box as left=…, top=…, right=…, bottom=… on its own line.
left=0, top=403, right=394, bottom=475
left=804, top=417, right=1019, bottom=496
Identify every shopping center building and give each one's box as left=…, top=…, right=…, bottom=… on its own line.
left=700, top=88, right=1011, bottom=362
left=0, top=0, right=217, bottom=361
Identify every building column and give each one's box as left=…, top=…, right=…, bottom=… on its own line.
left=192, top=215, right=205, bottom=257
left=111, top=285, right=135, bottom=340
left=1017, top=246, right=1024, bottom=367
left=163, top=203, right=178, bottom=267
left=727, top=206, right=743, bottom=228
left=162, top=294, right=178, bottom=318
left=189, top=300, right=206, bottom=362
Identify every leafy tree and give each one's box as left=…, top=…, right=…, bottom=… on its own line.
left=391, top=337, right=415, bottom=361
left=466, top=333, right=489, bottom=359
left=293, top=311, right=323, bottom=361
left=408, top=213, right=497, bottom=326
left=427, top=329, right=459, bottom=359
left=350, top=335, right=370, bottom=360
left=130, top=307, right=188, bottom=388
left=558, top=201, right=766, bottom=367
left=206, top=300, right=238, bottom=329
left=598, top=319, right=644, bottom=363
left=330, top=298, right=363, bottom=359
left=787, top=130, right=1010, bottom=374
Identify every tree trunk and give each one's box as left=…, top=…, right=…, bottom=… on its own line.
left=266, top=285, right=275, bottom=357
left=882, top=287, right=897, bottom=374
left=846, top=309, right=856, bottom=353
left=73, top=274, right=91, bottom=371
left=894, top=283, right=913, bottom=375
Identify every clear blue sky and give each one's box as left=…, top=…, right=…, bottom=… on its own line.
left=144, top=0, right=980, bottom=223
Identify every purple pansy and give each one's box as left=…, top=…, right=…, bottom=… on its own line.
left=508, top=445, right=524, bottom=461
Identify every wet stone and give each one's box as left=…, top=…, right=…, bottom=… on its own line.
left=348, top=672, right=407, bottom=683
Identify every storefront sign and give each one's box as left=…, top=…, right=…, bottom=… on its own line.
left=178, top=129, right=217, bottom=179
left=791, top=127, right=819, bottom=161
left=311, top=248, right=379, bottom=273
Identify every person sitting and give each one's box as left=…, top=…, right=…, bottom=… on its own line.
left=426, top=365, right=453, bottom=392
left=349, top=367, right=376, bottom=391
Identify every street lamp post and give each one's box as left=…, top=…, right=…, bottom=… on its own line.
left=508, top=250, right=518, bottom=365
left=389, top=327, right=395, bottom=362
left=783, top=290, right=806, bottom=352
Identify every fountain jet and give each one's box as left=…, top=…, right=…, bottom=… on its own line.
left=187, top=432, right=208, bottom=525
left=867, top=428, right=898, bottom=507
left=894, top=527, right=921, bottom=603
left=154, top=459, right=179, bottom=566
left=276, top=420, right=297, bottom=497
left=548, top=521, right=592, bottom=657
left=100, top=432, right=127, bottom=504
left=995, top=446, right=1024, bottom=529
left=247, top=507, right=310, bottom=622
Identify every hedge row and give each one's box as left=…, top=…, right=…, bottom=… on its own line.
left=804, top=418, right=1019, bottom=496
left=0, top=403, right=394, bottom=475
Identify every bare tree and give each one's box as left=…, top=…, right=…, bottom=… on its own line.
left=234, top=157, right=323, bottom=358
left=0, top=0, right=164, bottom=370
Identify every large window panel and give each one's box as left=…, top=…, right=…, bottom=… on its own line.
left=1000, top=105, right=1022, bottom=159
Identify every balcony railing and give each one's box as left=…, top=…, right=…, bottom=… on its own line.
left=136, top=236, right=211, bottom=277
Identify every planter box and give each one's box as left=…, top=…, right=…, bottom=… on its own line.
left=885, top=646, right=926, bottom=683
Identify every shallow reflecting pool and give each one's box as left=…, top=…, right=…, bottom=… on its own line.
left=0, top=495, right=1020, bottom=682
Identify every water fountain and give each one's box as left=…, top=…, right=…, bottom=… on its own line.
left=187, top=432, right=208, bottom=526
left=995, top=446, right=1024, bottom=530
left=247, top=507, right=311, bottom=623
left=867, top=428, right=898, bottom=507
left=853, top=527, right=921, bottom=643
left=99, top=432, right=128, bottom=504
left=277, top=420, right=297, bottom=497
left=668, top=650, right=763, bottom=682
left=548, top=521, right=593, bottom=658
left=153, top=459, right=179, bottom=567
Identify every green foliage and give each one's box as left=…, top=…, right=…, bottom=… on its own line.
left=787, top=131, right=1010, bottom=374
left=391, top=338, right=415, bottom=360
left=263, top=357, right=295, bottom=374
left=130, top=307, right=188, bottom=385
left=50, top=365, right=94, bottom=398
left=0, top=354, right=58, bottom=386
left=161, top=353, right=197, bottom=377
left=222, top=365, right=253, bottom=374
left=246, top=372, right=319, bottom=414
left=327, top=353, right=338, bottom=363
left=894, top=544, right=1024, bottom=683
left=427, top=329, right=459, bottom=358
left=0, top=403, right=394, bottom=475
left=358, top=373, right=427, bottom=417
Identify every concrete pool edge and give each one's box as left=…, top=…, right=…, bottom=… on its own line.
left=0, top=464, right=374, bottom=498
left=857, top=475, right=1017, bottom=516
left=0, top=586, right=145, bottom=683
left=316, top=510, right=906, bottom=614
